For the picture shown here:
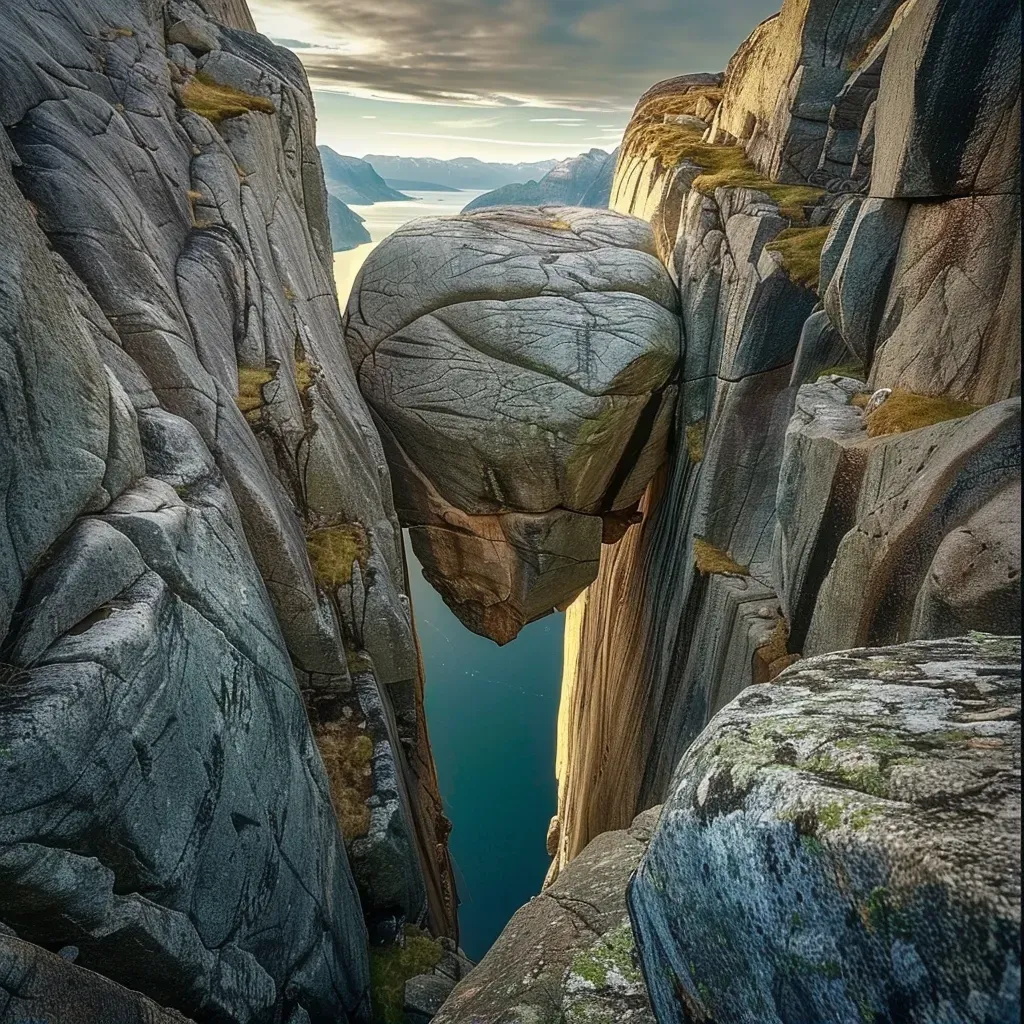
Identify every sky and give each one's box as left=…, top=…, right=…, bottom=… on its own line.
left=249, top=0, right=779, bottom=162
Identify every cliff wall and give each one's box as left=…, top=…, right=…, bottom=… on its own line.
left=0, top=0, right=454, bottom=1017
left=553, top=0, right=1020, bottom=873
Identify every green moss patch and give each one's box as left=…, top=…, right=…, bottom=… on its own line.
left=236, top=366, right=275, bottom=420
left=370, top=928, right=444, bottom=1024
left=764, top=226, right=831, bottom=291
left=315, top=722, right=373, bottom=839
left=685, top=421, right=706, bottom=463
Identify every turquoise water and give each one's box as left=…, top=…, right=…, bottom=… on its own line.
left=404, top=537, right=563, bottom=962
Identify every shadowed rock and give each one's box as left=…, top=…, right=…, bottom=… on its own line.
left=344, top=205, right=681, bottom=643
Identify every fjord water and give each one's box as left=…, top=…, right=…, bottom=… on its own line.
left=332, top=190, right=564, bottom=960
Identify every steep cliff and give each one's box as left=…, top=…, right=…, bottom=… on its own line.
left=0, top=0, right=454, bottom=1017
left=551, top=0, right=1021, bottom=873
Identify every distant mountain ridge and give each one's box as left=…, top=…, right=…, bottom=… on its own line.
left=318, top=147, right=411, bottom=204
left=385, top=179, right=463, bottom=193
left=326, top=195, right=371, bottom=252
left=463, top=149, right=618, bottom=211
left=366, top=154, right=561, bottom=191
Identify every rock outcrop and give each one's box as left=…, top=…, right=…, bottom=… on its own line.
left=434, top=808, right=659, bottom=1024
left=344, top=205, right=681, bottom=643
left=552, top=0, right=1021, bottom=876
left=630, top=634, right=1021, bottom=1024
left=0, top=0, right=454, bottom=1016
left=463, top=149, right=616, bottom=211
left=328, top=194, right=371, bottom=251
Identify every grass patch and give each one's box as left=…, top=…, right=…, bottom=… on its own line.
left=307, top=524, right=370, bottom=588
left=624, top=123, right=823, bottom=221
left=236, top=366, right=275, bottom=420
left=865, top=388, right=978, bottom=438
left=316, top=722, right=373, bottom=838
left=370, top=928, right=444, bottom=1024
left=635, top=89, right=723, bottom=122
left=765, top=226, right=830, bottom=290
left=816, top=362, right=867, bottom=382
left=685, top=421, right=706, bottom=463
left=180, top=71, right=275, bottom=123
left=693, top=537, right=748, bottom=576
left=295, top=359, right=316, bottom=395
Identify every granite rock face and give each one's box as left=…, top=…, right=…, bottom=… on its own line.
left=0, top=0, right=454, bottom=1015
left=553, top=0, right=1021, bottom=877
left=630, top=634, right=1021, bottom=1024
left=433, top=808, right=660, bottom=1024
left=344, top=205, right=681, bottom=643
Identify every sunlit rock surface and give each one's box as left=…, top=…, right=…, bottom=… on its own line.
left=630, top=634, right=1021, bottom=1024
left=434, top=808, right=659, bottom=1024
left=553, top=0, right=1021, bottom=879
left=344, top=205, right=680, bottom=643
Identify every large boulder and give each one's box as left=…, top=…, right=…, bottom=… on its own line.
left=630, top=634, right=1021, bottom=1024
left=344, top=206, right=681, bottom=643
left=433, top=808, right=659, bottom=1024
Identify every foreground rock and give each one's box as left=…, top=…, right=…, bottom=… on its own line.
left=434, top=808, right=659, bottom=1024
left=344, top=206, right=680, bottom=643
left=630, top=634, right=1021, bottom=1024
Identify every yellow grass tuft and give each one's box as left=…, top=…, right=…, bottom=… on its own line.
left=685, top=421, right=706, bottom=463
left=864, top=388, right=979, bottom=438
left=236, top=366, right=275, bottom=418
left=315, top=721, right=373, bottom=839
left=850, top=391, right=871, bottom=409
left=307, top=524, right=370, bottom=588
left=693, top=537, right=748, bottom=576
left=294, top=359, right=316, bottom=395
left=180, top=72, right=275, bottom=123
left=764, top=226, right=831, bottom=290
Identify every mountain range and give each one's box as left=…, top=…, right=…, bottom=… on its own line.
left=462, top=148, right=618, bottom=211
left=318, top=146, right=411, bottom=204
left=365, top=154, right=561, bottom=191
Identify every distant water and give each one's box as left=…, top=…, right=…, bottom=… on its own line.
left=331, top=190, right=564, bottom=962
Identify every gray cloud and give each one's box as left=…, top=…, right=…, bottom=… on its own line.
left=261, top=0, right=779, bottom=109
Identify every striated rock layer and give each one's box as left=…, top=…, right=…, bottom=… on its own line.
left=554, top=0, right=1020, bottom=875
left=344, top=205, right=681, bottom=643
left=630, top=634, right=1021, bottom=1024
left=0, top=0, right=454, bottom=1016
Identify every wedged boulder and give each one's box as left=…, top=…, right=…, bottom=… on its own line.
left=344, top=205, right=681, bottom=643
left=871, top=0, right=1021, bottom=198
left=630, top=634, right=1021, bottom=1024
left=433, top=808, right=660, bottom=1024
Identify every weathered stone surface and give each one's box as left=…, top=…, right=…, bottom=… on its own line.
left=806, top=398, right=1021, bottom=654
left=871, top=0, right=1021, bottom=198
left=0, top=146, right=368, bottom=1020
left=823, top=197, right=908, bottom=365
left=630, top=634, right=1022, bottom=1024
left=345, top=205, right=680, bottom=643
left=869, top=193, right=1021, bottom=404
left=433, top=809, right=659, bottom=1024
left=708, top=0, right=903, bottom=182
left=0, top=933, right=194, bottom=1023
left=0, top=0, right=456, bottom=1012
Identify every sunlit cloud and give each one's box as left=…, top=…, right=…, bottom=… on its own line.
left=378, top=131, right=599, bottom=148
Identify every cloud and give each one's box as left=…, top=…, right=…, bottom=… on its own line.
left=434, top=115, right=505, bottom=128
left=253, top=0, right=779, bottom=109
left=529, top=117, right=587, bottom=123
left=379, top=131, right=590, bottom=147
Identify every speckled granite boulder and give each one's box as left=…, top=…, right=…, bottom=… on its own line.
left=630, top=634, right=1021, bottom=1024
left=433, top=808, right=659, bottom=1024
left=344, top=206, right=680, bottom=643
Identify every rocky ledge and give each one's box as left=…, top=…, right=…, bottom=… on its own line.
left=630, top=633, right=1021, bottom=1024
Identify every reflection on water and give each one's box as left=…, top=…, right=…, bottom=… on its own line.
left=405, top=538, right=562, bottom=962
left=331, top=190, right=565, bottom=961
